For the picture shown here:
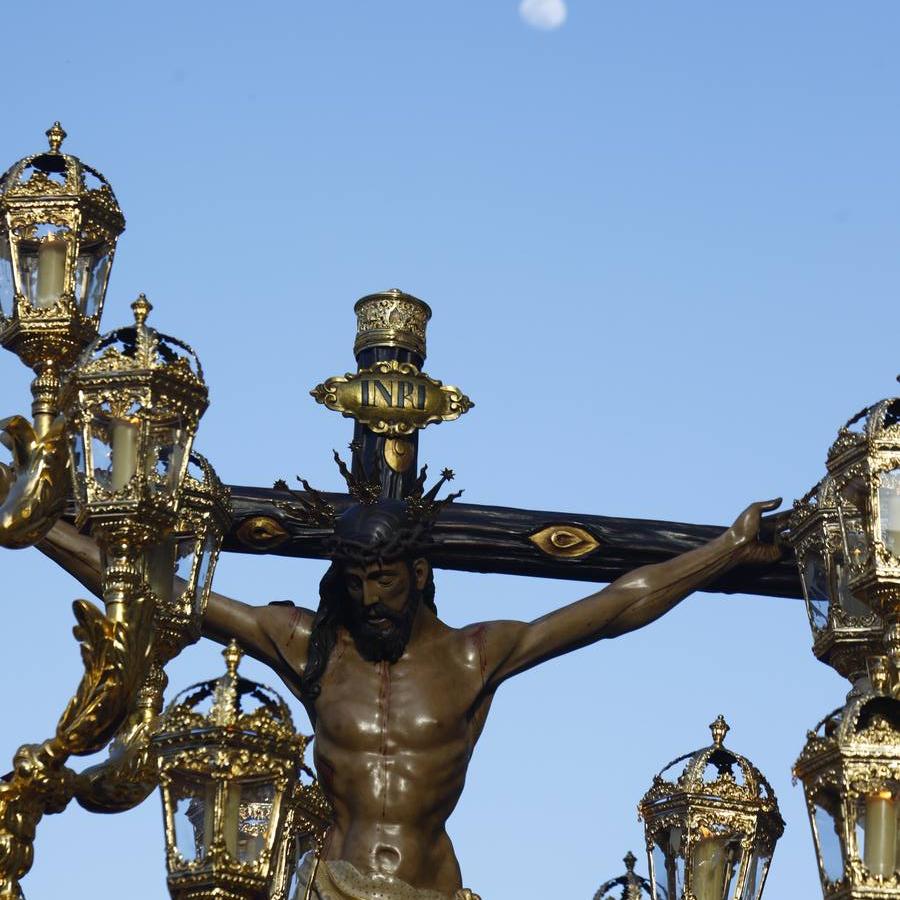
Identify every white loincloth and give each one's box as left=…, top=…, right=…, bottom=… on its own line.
left=294, top=856, right=481, bottom=900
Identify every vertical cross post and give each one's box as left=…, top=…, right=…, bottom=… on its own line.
left=350, top=289, right=432, bottom=499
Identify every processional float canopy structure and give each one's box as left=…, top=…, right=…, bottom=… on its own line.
left=638, top=716, right=783, bottom=900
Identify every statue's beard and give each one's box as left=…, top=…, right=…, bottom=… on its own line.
left=346, top=589, right=420, bottom=663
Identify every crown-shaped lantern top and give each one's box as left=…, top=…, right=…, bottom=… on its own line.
left=79, top=295, right=205, bottom=383
left=592, top=851, right=653, bottom=900
left=160, top=641, right=300, bottom=745
left=827, top=397, right=900, bottom=472
left=0, top=122, right=124, bottom=230
left=645, top=716, right=779, bottom=811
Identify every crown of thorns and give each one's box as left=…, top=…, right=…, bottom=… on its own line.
left=272, top=444, right=462, bottom=560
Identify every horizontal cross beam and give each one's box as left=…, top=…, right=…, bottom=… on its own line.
left=224, top=485, right=801, bottom=600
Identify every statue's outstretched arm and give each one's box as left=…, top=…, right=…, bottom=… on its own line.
left=482, top=499, right=783, bottom=688
left=40, top=519, right=316, bottom=674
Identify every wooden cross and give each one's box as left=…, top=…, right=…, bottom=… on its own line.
left=223, top=289, right=799, bottom=601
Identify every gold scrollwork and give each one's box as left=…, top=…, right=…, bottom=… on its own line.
left=311, top=360, right=473, bottom=437
left=353, top=289, right=432, bottom=357
left=0, top=414, right=68, bottom=549
left=0, top=594, right=151, bottom=898
left=529, top=524, right=601, bottom=560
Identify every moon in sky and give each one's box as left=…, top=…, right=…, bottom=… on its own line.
left=519, top=0, right=568, bottom=30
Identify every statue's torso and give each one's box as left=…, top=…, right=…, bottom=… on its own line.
left=310, top=620, right=493, bottom=894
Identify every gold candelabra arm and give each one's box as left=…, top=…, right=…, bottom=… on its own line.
left=0, top=595, right=151, bottom=898
left=0, top=414, right=68, bottom=550
left=73, top=662, right=167, bottom=814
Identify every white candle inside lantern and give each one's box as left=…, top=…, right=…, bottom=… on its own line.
left=692, top=831, right=727, bottom=900
left=865, top=791, right=897, bottom=876
left=35, top=232, right=67, bottom=308
left=110, top=421, right=138, bottom=491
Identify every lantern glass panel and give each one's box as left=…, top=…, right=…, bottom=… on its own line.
left=813, top=796, right=845, bottom=883
left=801, top=551, right=829, bottom=631
left=224, top=780, right=277, bottom=863
left=878, top=468, right=900, bottom=559
left=839, top=504, right=871, bottom=580
left=70, top=431, right=87, bottom=504
left=73, top=239, right=111, bottom=318
left=856, top=788, right=900, bottom=877
left=148, top=417, right=188, bottom=496
left=289, top=826, right=324, bottom=900
left=652, top=827, right=685, bottom=900
left=288, top=844, right=315, bottom=900
left=739, top=852, right=769, bottom=900
left=0, top=233, right=13, bottom=316
left=833, top=552, right=871, bottom=618
left=175, top=536, right=196, bottom=582
left=172, top=779, right=215, bottom=862
left=14, top=223, right=70, bottom=310
left=196, top=531, right=217, bottom=603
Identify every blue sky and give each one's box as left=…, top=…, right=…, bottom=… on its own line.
left=2, top=2, right=900, bottom=897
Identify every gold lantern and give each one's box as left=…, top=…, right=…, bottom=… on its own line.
left=153, top=642, right=330, bottom=900
left=638, top=716, right=784, bottom=900
left=147, top=450, right=231, bottom=664
left=75, top=451, right=231, bottom=815
left=794, top=687, right=900, bottom=896
left=826, top=395, right=900, bottom=682
left=62, top=294, right=208, bottom=621
left=592, top=851, right=654, bottom=900
left=788, top=475, right=882, bottom=689
left=0, top=123, right=125, bottom=432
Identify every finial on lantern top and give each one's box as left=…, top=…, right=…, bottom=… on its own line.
left=224, top=639, right=243, bottom=677
left=710, top=715, right=730, bottom=746
left=131, top=294, right=152, bottom=326
left=46, top=122, right=67, bottom=153
left=623, top=851, right=637, bottom=873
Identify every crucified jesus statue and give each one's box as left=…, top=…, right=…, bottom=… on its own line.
left=39, top=473, right=781, bottom=900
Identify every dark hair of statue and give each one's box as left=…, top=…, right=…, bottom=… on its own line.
left=300, top=559, right=437, bottom=704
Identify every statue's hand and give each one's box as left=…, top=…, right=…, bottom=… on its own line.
left=0, top=415, right=69, bottom=549
left=725, top=498, right=785, bottom=565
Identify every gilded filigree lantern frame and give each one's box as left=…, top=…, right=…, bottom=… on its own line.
left=63, top=296, right=208, bottom=546
left=827, top=399, right=900, bottom=603
left=788, top=476, right=882, bottom=687
left=638, top=717, right=784, bottom=900
left=153, top=643, right=330, bottom=900
left=0, top=124, right=125, bottom=427
left=826, top=397, right=900, bottom=682
left=794, top=690, right=900, bottom=898
left=148, top=451, right=232, bottom=664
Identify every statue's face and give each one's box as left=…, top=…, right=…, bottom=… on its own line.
left=343, top=557, right=429, bottom=662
